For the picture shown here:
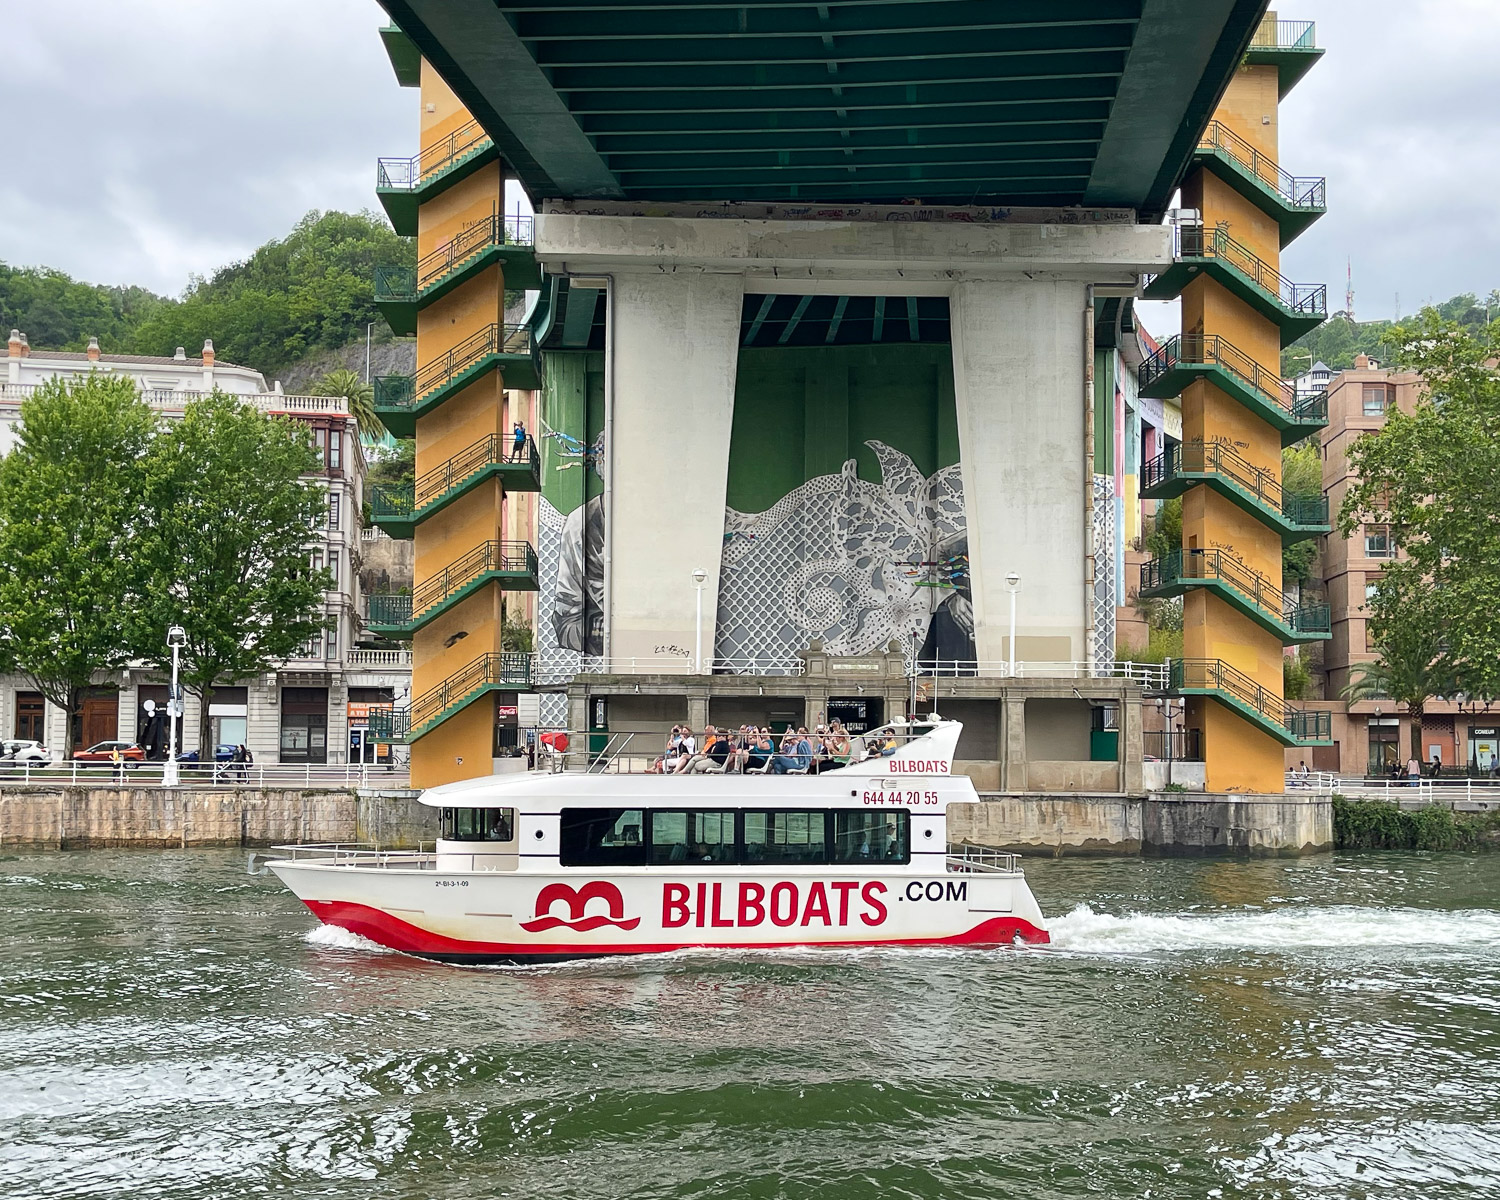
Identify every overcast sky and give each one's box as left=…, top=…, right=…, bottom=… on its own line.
left=3, top=0, right=1497, bottom=324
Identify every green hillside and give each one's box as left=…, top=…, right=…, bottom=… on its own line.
left=1284, top=291, right=1500, bottom=375
left=0, top=210, right=413, bottom=378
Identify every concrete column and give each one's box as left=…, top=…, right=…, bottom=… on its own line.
left=1121, top=692, right=1144, bottom=795
left=950, top=280, right=1089, bottom=667
left=609, top=272, right=744, bottom=661
left=1001, top=693, right=1027, bottom=791
left=686, top=688, right=710, bottom=732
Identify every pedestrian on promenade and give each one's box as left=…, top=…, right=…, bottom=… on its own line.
left=1407, top=754, right=1421, bottom=788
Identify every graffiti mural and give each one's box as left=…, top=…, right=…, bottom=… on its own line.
left=715, top=441, right=974, bottom=665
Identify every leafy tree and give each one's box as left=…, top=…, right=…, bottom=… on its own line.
left=1283, top=654, right=1311, bottom=700
left=311, top=368, right=378, bottom=441
left=1145, top=496, right=1181, bottom=561
left=0, top=262, right=169, bottom=351
left=1338, top=582, right=1453, bottom=762
left=1281, top=442, right=1323, bottom=585
left=133, top=394, right=331, bottom=753
left=0, top=376, right=157, bottom=752
left=1338, top=312, right=1500, bottom=750
left=368, top=438, right=415, bottom=490
left=128, top=210, right=413, bottom=376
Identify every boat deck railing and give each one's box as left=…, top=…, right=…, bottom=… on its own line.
left=945, top=846, right=1022, bottom=874
left=534, top=722, right=954, bottom=776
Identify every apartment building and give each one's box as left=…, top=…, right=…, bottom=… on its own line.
left=0, top=331, right=411, bottom=764
left=1296, top=354, right=1492, bottom=775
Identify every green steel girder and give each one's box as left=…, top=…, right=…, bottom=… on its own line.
left=378, top=24, right=421, bottom=87
left=1138, top=358, right=1325, bottom=447
left=374, top=354, right=539, bottom=439
left=377, top=0, right=1273, bottom=214
left=1138, top=556, right=1331, bottom=646
left=366, top=565, right=540, bottom=637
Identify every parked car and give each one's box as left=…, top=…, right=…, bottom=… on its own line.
left=0, top=739, right=51, bottom=764
left=175, top=744, right=237, bottom=766
left=71, top=741, right=146, bottom=765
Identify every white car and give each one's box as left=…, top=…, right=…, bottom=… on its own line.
left=0, top=739, right=52, bottom=764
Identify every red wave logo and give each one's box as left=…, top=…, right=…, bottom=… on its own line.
left=520, top=881, right=640, bottom=933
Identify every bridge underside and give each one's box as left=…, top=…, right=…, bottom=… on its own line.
left=378, top=0, right=1269, bottom=214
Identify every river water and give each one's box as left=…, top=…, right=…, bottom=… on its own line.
left=2, top=849, right=1498, bottom=1199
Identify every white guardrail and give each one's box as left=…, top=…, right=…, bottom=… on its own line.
left=0, top=761, right=410, bottom=789
left=1287, top=771, right=1500, bottom=806
left=534, top=658, right=1167, bottom=684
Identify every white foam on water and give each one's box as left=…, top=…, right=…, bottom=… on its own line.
left=1047, top=903, right=1500, bottom=956
left=302, top=923, right=395, bottom=954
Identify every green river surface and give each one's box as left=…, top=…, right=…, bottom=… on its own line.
left=2, top=849, right=1498, bottom=1199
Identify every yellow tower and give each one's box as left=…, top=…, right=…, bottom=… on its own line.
left=1139, top=14, right=1331, bottom=791
left=367, top=27, right=542, bottom=788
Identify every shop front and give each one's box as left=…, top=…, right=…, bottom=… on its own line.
left=1469, top=726, right=1499, bottom=776
left=1367, top=717, right=1400, bottom=775
left=347, top=689, right=395, bottom=765
left=280, top=687, right=329, bottom=764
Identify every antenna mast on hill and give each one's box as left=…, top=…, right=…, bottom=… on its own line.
left=1346, top=258, right=1355, bottom=321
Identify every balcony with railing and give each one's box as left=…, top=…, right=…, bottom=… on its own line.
left=365, top=540, right=539, bottom=635
left=1140, top=441, right=1330, bottom=543
left=370, top=434, right=541, bottom=538
left=374, top=215, right=539, bottom=335
left=1140, top=549, right=1330, bottom=644
left=1245, top=19, right=1323, bottom=97
left=1143, top=226, right=1326, bottom=344
left=1193, top=121, right=1325, bottom=244
left=1154, top=658, right=1332, bottom=746
left=375, top=119, right=499, bottom=236
left=1138, top=333, right=1327, bottom=442
left=367, top=651, right=534, bottom=743
left=373, top=323, right=538, bottom=437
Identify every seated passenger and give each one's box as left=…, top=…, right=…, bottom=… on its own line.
left=745, top=728, right=775, bottom=772
left=682, top=726, right=720, bottom=773
left=691, top=728, right=733, bottom=773
left=771, top=729, right=813, bottom=774
left=824, top=722, right=852, bottom=771
left=670, top=727, right=698, bottom=774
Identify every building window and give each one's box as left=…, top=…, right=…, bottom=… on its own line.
left=1362, top=384, right=1391, bottom=416
left=329, top=429, right=342, bottom=471
left=15, top=692, right=44, bottom=741
left=1368, top=719, right=1400, bottom=773
left=279, top=687, right=328, bottom=764
left=327, top=552, right=337, bottom=589
left=325, top=623, right=337, bottom=659
left=329, top=491, right=341, bottom=530
left=1365, top=582, right=1379, bottom=605
left=1365, top=525, right=1392, bottom=558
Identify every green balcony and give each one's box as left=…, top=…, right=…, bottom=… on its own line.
left=1141, top=441, right=1330, bottom=544
left=367, top=652, right=534, bottom=743
left=1244, top=19, right=1323, bottom=98
left=365, top=540, right=539, bottom=637
left=376, top=119, right=499, bottom=237
left=1152, top=658, right=1332, bottom=747
left=373, top=323, right=538, bottom=438
left=378, top=24, right=421, bottom=88
left=1140, top=550, right=1330, bottom=646
left=1139, top=334, right=1326, bottom=445
left=1143, top=226, right=1326, bottom=346
left=1192, top=121, right=1325, bottom=245
left=374, top=215, right=540, bottom=336
left=371, top=434, right=541, bottom=539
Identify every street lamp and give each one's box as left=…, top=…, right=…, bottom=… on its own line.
left=163, top=625, right=187, bottom=788
left=1005, top=571, right=1021, bottom=678
left=691, top=568, right=708, bottom=674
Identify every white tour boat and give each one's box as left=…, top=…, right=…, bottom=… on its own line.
left=266, top=718, right=1050, bottom=963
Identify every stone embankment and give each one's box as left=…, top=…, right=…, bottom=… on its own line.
left=0, top=786, right=435, bottom=850
left=951, top=792, right=1332, bottom=857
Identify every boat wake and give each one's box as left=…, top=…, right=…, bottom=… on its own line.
left=1047, top=903, right=1500, bottom=955
left=303, top=924, right=394, bottom=954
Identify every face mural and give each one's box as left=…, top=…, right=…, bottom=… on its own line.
left=716, top=440, right=975, bottom=665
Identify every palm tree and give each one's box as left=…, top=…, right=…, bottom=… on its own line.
left=311, top=368, right=378, bottom=441
left=1341, top=648, right=1453, bottom=766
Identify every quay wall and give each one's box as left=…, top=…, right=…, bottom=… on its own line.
left=0, top=787, right=435, bottom=850
left=0, top=786, right=1328, bottom=858
left=952, top=793, right=1333, bottom=858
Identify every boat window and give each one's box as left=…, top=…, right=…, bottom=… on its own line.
left=441, top=806, right=515, bottom=842
left=831, top=811, right=909, bottom=864
left=559, top=808, right=647, bottom=867
left=649, top=810, right=736, bottom=865
left=743, top=811, right=828, bottom=865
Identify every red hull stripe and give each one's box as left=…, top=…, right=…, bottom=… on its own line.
left=304, top=899, right=1050, bottom=960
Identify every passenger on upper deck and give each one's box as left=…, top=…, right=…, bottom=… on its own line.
left=771, top=728, right=813, bottom=775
